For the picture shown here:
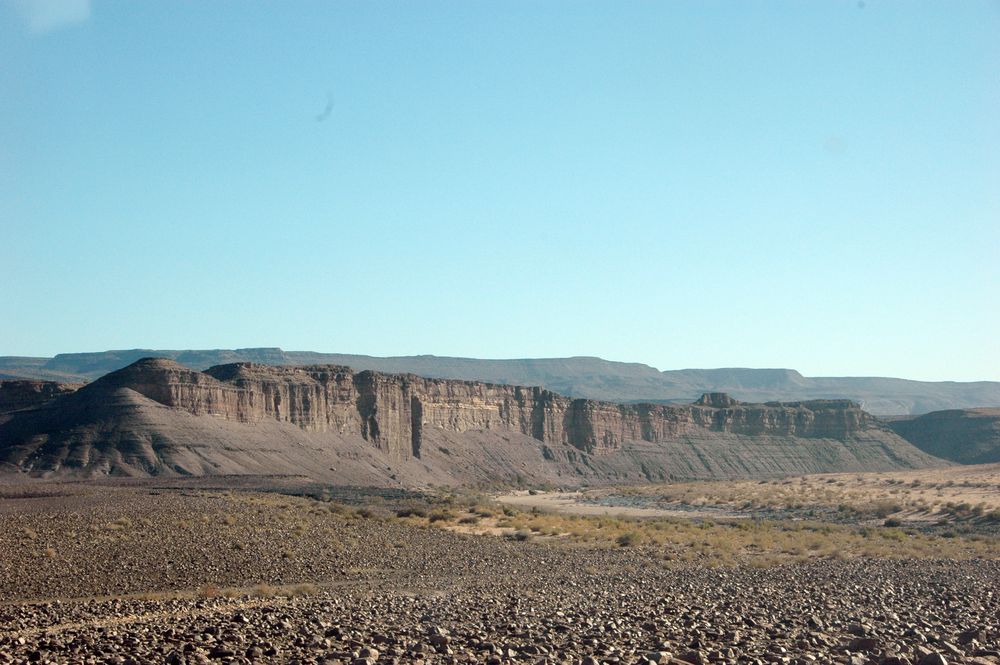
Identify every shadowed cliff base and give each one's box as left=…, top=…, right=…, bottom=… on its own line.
left=0, top=358, right=944, bottom=486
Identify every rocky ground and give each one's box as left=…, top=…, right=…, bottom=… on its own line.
left=0, top=484, right=997, bottom=665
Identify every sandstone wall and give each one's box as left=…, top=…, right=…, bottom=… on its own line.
left=97, top=359, right=885, bottom=461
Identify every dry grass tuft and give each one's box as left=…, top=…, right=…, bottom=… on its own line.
left=197, top=584, right=220, bottom=599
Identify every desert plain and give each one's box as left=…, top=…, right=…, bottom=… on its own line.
left=1, top=463, right=997, bottom=665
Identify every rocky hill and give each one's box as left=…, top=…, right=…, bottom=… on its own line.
left=887, top=408, right=1000, bottom=465
left=2, top=349, right=998, bottom=415
left=0, top=358, right=943, bottom=485
left=0, top=380, right=81, bottom=421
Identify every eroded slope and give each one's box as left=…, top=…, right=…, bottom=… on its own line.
left=0, top=358, right=944, bottom=484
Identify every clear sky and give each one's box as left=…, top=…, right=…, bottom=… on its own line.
left=1, top=1, right=998, bottom=381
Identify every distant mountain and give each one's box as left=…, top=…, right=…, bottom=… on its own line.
left=887, top=408, right=1000, bottom=465
left=1, top=348, right=998, bottom=415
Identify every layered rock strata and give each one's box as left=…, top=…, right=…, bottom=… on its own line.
left=0, top=358, right=942, bottom=482
left=76, top=359, right=881, bottom=457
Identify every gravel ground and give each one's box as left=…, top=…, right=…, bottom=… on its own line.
left=0, top=487, right=997, bottom=665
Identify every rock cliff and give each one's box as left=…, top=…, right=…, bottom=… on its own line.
left=0, top=358, right=943, bottom=483
left=82, top=359, right=884, bottom=456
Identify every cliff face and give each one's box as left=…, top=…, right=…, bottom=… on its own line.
left=97, top=360, right=550, bottom=461
left=0, top=358, right=941, bottom=483
left=93, top=359, right=884, bottom=459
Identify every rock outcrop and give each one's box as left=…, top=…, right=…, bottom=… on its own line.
left=68, top=359, right=886, bottom=456
left=0, top=358, right=944, bottom=484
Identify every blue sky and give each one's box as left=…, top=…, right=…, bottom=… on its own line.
left=1, top=1, right=998, bottom=381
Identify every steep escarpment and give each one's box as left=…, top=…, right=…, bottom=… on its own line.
left=198, top=363, right=883, bottom=456
left=0, top=358, right=943, bottom=484
left=887, top=408, right=1000, bottom=465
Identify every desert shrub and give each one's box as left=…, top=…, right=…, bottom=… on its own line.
left=616, top=531, right=642, bottom=547
left=458, top=515, right=480, bottom=525
left=105, top=517, right=133, bottom=531
left=197, top=584, right=219, bottom=598
left=395, top=507, right=427, bottom=518
left=509, top=530, right=532, bottom=542
left=253, top=584, right=277, bottom=597
left=354, top=506, right=390, bottom=520
left=289, top=583, right=317, bottom=596
left=325, top=502, right=353, bottom=515
left=471, top=504, right=497, bottom=518
left=871, top=501, right=903, bottom=518
left=883, top=518, right=903, bottom=528
left=428, top=509, right=456, bottom=523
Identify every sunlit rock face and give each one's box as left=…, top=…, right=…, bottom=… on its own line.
left=0, top=358, right=941, bottom=483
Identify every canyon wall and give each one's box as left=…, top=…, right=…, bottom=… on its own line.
left=0, top=358, right=944, bottom=482
left=95, top=359, right=885, bottom=461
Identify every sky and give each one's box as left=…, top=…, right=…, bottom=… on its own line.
left=1, top=1, right=998, bottom=381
